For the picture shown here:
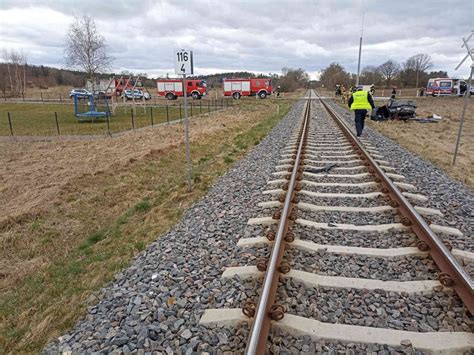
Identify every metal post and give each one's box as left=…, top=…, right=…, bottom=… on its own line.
left=208, top=100, right=210, bottom=115
left=131, top=109, right=135, bottom=130
left=453, top=31, right=474, bottom=165
left=41, top=92, right=43, bottom=103
left=190, top=101, right=193, bottom=116
left=150, top=107, right=154, bottom=126
left=54, top=112, right=60, bottom=135
left=200, top=101, right=202, bottom=114
left=106, top=112, right=111, bottom=136
left=183, top=74, right=192, bottom=192
left=7, top=112, right=13, bottom=136
left=356, top=13, right=364, bottom=86
left=166, top=103, right=169, bottom=124
left=59, top=93, right=62, bottom=103
left=356, top=37, right=362, bottom=86
left=179, top=103, right=182, bottom=120
left=453, top=66, right=473, bottom=165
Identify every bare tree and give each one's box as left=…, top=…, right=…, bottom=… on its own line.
left=319, top=62, right=352, bottom=89
left=360, top=66, right=383, bottom=86
left=278, top=67, right=310, bottom=91
left=2, top=49, right=13, bottom=94
left=65, top=15, right=112, bottom=87
left=1, top=49, right=28, bottom=96
left=410, top=54, right=433, bottom=88
left=378, top=60, right=400, bottom=87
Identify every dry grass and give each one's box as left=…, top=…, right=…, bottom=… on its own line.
left=367, top=96, right=473, bottom=186
left=0, top=98, right=295, bottom=353
left=0, top=101, right=225, bottom=136
left=319, top=86, right=473, bottom=187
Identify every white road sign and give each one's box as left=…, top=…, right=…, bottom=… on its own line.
left=174, top=49, right=193, bottom=75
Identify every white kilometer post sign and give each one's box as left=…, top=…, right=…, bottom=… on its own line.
left=175, top=49, right=194, bottom=191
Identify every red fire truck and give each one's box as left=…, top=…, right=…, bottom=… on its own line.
left=223, top=78, right=273, bottom=99
left=156, top=79, right=207, bottom=100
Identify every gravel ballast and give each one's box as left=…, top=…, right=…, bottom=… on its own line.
left=325, top=99, right=474, bottom=252
left=277, top=279, right=472, bottom=333
left=45, top=95, right=473, bottom=353
left=45, top=101, right=305, bottom=353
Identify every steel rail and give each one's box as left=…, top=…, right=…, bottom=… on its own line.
left=245, top=92, right=311, bottom=354
left=316, top=92, right=474, bottom=313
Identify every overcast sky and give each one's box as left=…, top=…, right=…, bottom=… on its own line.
left=1, top=0, right=473, bottom=79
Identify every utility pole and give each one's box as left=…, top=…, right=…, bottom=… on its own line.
left=453, top=31, right=473, bottom=165
left=356, top=12, right=364, bottom=86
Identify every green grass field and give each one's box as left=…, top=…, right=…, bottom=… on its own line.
left=0, top=101, right=226, bottom=136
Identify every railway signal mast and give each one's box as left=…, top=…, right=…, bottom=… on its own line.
left=452, top=31, right=473, bottom=165
left=175, top=49, right=194, bottom=191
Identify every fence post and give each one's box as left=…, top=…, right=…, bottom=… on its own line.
left=7, top=112, right=13, bottom=136
left=190, top=101, right=193, bottom=116
left=166, top=103, right=169, bottom=124
left=59, top=93, right=62, bottom=103
left=179, top=103, right=182, bottom=120
left=150, top=107, right=154, bottom=126
left=208, top=100, right=211, bottom=115
left=131, top=109, right=135, bottom=130
left=41, top=92, right=43, bottom=103
left=200, top=101, right=202, bottom=114
left=106, top=112, right=111, bottom=137
left=54, top=112, right=60, bottom=135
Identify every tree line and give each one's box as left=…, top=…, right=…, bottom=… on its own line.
left=319, top=54, right=448, bottom=90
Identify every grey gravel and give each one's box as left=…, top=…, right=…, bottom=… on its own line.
left=325, top=99, right=473, bottom=252
left=268, top=328, right=426, bottom=354
left=45, top=95, right=474, bottom=354
left=45, top=98, right=305, bottom=353
left=291, top=223, right=418, bottom=248
left=277, top=278, right=472, bottom=333
left=285, top=248, right=439, bottom=281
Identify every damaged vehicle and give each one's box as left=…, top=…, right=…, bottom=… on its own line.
left=371, top=99, right=417, bottom=121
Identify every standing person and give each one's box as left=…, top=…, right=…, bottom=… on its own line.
left=341, top=85, right=347, bottom=104
left=348, top=86, right=375, bottom=137
left=276, top=85, right=281, bottom=98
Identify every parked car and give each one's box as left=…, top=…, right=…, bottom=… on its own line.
left=69, top=88, right=92, bottom=99
left=93, top=90, right=112, bottom=99
left=122, top=89, right=151, bottom=100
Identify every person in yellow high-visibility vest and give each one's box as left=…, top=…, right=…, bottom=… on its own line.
left=348, top=85, right=375, bottom=137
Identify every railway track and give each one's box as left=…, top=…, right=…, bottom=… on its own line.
left=200, top=90, right=474, bottom=353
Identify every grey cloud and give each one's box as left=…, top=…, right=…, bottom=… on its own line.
left=0, top=0, right=472, bottom=77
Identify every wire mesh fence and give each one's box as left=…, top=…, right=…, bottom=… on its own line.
left=0, top=99, right=234, bottom=137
